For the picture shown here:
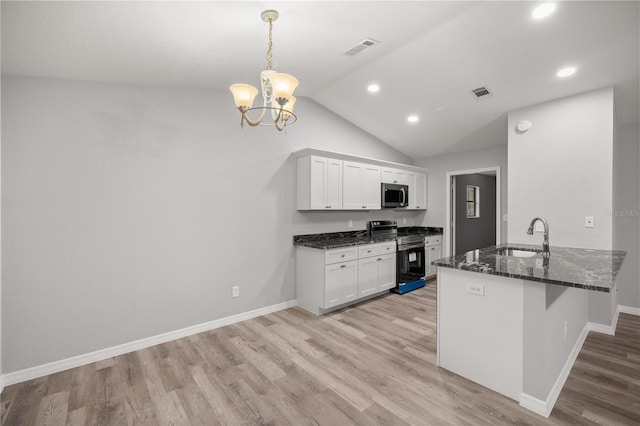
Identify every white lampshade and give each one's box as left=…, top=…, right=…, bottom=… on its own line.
left=281, top=96, right=296, bottom=118
left=229, top=84, right=259, bottom=108
left=271, top=73, right=299, bottom=103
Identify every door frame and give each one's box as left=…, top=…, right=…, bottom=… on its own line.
left=445, top=167, right=501, bottom=257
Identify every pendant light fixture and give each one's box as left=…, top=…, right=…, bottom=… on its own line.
left=229, top=10, right=299, bottom=131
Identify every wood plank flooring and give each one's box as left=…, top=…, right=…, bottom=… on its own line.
left=2, top=282, right=639, bottom=425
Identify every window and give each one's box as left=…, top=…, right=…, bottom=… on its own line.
left=466, top=185, right=480, bottom=218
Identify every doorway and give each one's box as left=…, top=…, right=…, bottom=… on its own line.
left=445, top=167, right=501, bottom=257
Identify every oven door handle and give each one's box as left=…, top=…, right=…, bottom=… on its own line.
left=398, top=242, right=425, bottom=251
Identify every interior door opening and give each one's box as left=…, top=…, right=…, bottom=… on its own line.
left=446, top=168, right=501, bottom=257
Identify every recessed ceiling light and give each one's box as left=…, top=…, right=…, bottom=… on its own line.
left=407, top=115, right=419, bottom=123
left=532, top=3, right=556, bottom=20
left=367, top=84, right=380, bottom=93
left=556, top=67, right=576, bottom=78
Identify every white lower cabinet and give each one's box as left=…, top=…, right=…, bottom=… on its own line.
left=358, top=253, right=396, bottom=297
left=325, top=261, right=358, bottom=308
left=425, top=235, right=443, bottom=278
left=296, top=241, right=396, bottom=315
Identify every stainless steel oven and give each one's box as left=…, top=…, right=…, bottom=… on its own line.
left=368, top=220, right=426, bottom=294
left=396, top=234, right=426, bottom=294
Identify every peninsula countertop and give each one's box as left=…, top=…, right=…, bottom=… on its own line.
left=432, top=243, right=626, bottom=292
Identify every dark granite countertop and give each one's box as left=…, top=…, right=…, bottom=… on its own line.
left=432, top=243, right=626, bottom=292
left=293, top=231, right=393, bottom=249
left=294, top=227, right=443, bottom=250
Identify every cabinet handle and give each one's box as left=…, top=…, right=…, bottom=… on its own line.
left=431, top=248, right=435, bottom=251
left=377, top=258, right=382, bottom=261
left=367, top=250, right=371, bottom=253
left=386, top=247, right=390, bottom=250
left=325, top=206, right=331, bottom=209
left=340, top=264, right=346, bottom=268
left=341, top=254, right=346, bottom=258
left=362, top=205, right=366, bottom=209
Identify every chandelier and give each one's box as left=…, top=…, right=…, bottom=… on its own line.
left=229, top=10, right=299, bottom=132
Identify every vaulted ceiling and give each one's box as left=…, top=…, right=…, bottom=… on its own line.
left=2, top=1, right=638, bottom=158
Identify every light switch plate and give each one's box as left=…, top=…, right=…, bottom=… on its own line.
left=585, top=216, right=595, bottom=228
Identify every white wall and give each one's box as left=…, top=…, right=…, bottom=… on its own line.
left=507, top=88, right=614, bottom=250
left=1, top=75, right=415, bottom=374
left=414, top=144, right=508, bottom=241
left=508, top=88, right=617, bottom=402
left=613, top=122, right=640, bottom=309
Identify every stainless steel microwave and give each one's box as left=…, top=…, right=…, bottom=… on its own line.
left=381, top=183, right=409, bottom=208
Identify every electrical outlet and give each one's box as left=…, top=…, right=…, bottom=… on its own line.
left=466, top=283, right=485, bottom=296
left=585, top=216, right=595, bottom=228
left=535, top=222, right=545, bottom=233
left=348, top=220, right=353, bottom=228
left=503, top=214, right=509, bottom=222
left=403, top=218, right=407, bottom=225
left=232, top=286, right=239, bottom=298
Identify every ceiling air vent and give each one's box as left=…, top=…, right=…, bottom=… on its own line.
left=471, top=86, right=494, bottom=100
left=342, top=38, right=380, bottom=57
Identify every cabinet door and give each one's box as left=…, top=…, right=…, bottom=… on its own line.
left=413, top=172, right=427, bottom=210
left=381, top=167, right=406, bottom=184
left=309, top=156, right=328, bottom=210
left=342, top=261, right=358, bottom=302
left=342, top=161, right=363, bottom=210
left=325, top=263, right=343, bottom=308
left=358, top=256, right=379, bottom=297
left=426, top=245, right=442, bottom=277
left=407, top=172, right=427, bottom=210
left=361, top=164, right=381, bottom=209
left=326, top=158, right=343, bottom=209
left=378, top=253, right=397, bottom=290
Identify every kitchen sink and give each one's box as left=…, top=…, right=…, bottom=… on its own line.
left=495, top=247, right=541, bottom=258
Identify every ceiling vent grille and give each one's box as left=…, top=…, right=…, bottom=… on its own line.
left=342, top=39, right=380, bottom=57
left=471, top=86, right=494, bottom=100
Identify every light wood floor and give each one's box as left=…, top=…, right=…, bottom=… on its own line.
left=2, top=282, right=639, bottom=425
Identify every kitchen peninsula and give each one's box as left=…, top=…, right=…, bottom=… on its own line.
left=433, top=243, right=626, bottom=417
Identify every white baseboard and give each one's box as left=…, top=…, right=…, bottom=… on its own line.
left=519, top=323, right=590, bottom=418
left=2, top=299, right=297, bottom=387
left=587, top=301, right=637, bottom=336
left=618, top=304, right=640, bottom=316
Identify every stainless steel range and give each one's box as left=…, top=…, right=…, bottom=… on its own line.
left=368, top=220, right=426, bottom=294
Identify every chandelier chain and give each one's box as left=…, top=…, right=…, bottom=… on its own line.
left=266, top=19, right=273, bottom=70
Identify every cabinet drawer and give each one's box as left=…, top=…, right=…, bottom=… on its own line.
left=358, top=241, right=396, bottom=258
left=425, top=235, right=442, bottom=246
left=325, top=247, right=358, bottom=265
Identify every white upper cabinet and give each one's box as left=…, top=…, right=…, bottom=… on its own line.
left=295, top=149, right=425, bottom=212
left=381, top=167, right=407, bottom=184
left=297, top=155, right=343, bottom=210
left=407, top=172, right=428, bottom=210
left=343, top=161, right=381, bottom=210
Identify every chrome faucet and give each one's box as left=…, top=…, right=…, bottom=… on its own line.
left=527, top=217, right=550, bottom=258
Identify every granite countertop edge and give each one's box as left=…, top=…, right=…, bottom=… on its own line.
left=432, top=243, right=626, bottom=292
